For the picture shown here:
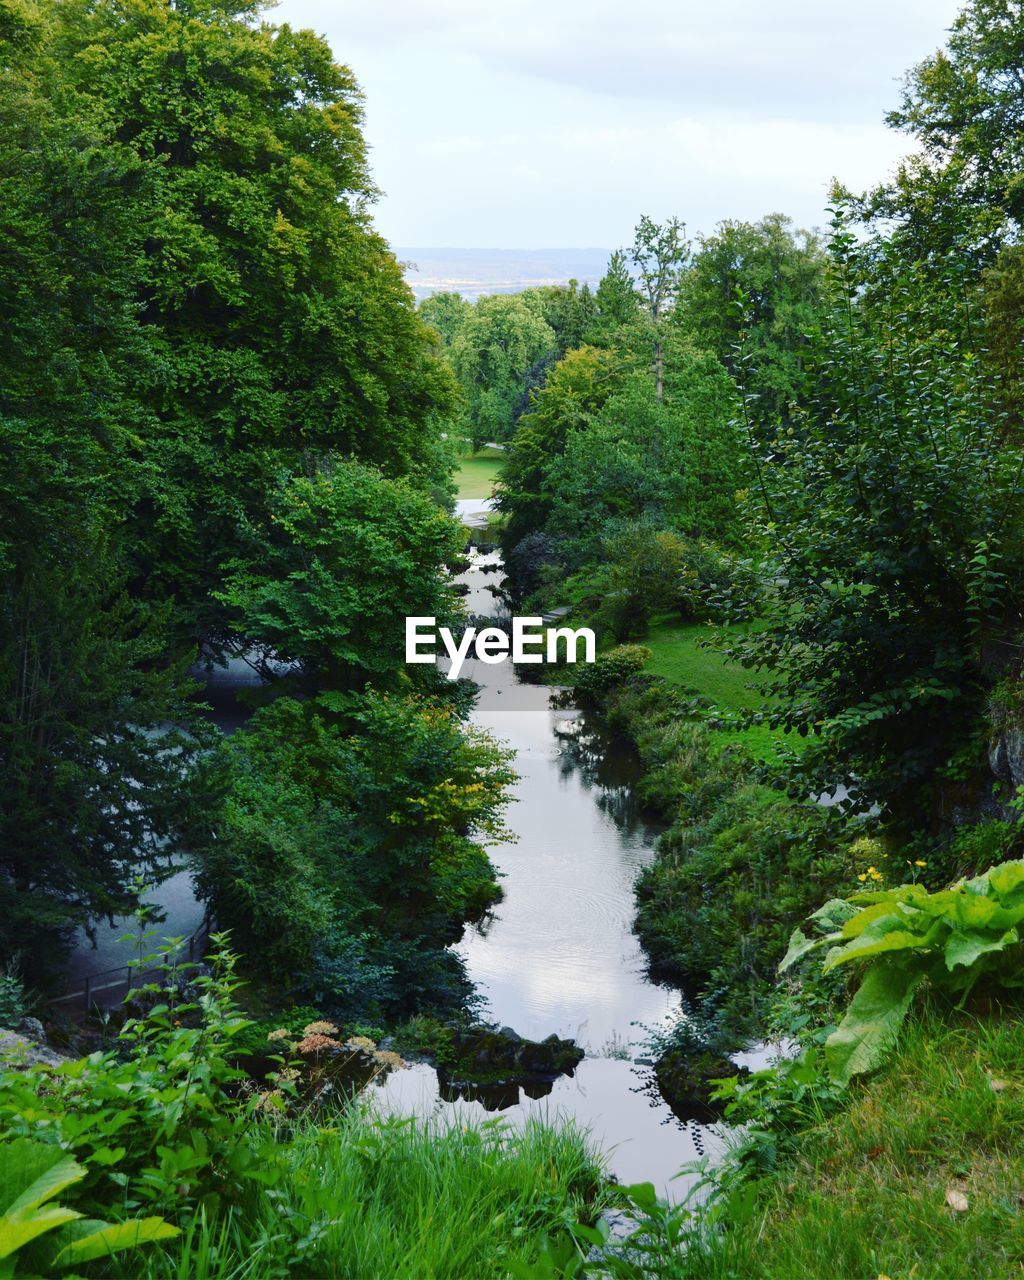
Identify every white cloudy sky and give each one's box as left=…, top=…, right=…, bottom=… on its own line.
left=270, top=0, right=963, bottom=248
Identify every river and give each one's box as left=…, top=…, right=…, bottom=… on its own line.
left=373, top=539, right=745, bottom=1199
left=60, top=510, right=743, bottom=1196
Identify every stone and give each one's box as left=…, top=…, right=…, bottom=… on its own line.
left=441, top=1024, right=583, bottom=1089
left=0, top=1029, right=66, bottom=1069
left=16, top=1017, right=46, bottom=1043
left=653, top=1046, right=747, bottom=1122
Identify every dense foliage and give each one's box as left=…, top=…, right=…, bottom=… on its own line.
left=0, top=0, right=502, bottom=1002
left=194, top=694, right=514, bottom=1017
left=721, top=212, right=1024, bottom=825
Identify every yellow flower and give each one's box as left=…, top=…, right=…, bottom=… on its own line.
left=857, top=873, right=868, bottom=882
left=914, top=860, right=927, bottom=867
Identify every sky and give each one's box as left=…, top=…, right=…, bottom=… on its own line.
left=270, top=0, right=964, bottom=249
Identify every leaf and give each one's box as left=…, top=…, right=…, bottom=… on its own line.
left=779, top=927, right=829, bottom=973
left=825, top=957, right=922, bottom=1085
left=823, top=916, right=940, bottom=971
left=808, top=898, right=860, bottom=931
left=53, top=1216, right=179, bottom=1264
left=944, top=927, right=1018, bottom=971
left=0, top=1206, right=82, bottom=1260
left=986, top=861, right=1024, bottom=898
left=0, top=1143, right=84, bottom=1216
left=622, top=1182, right=658, bottom=1211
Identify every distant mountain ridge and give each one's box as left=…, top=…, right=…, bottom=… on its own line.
left=396, top=246, right=613, bottom=300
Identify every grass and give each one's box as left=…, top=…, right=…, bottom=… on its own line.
left=150, top=1107, right=606, bottom=1280
left=692, top=1005, right=1024, bottom=1279
left=642, top=614, right=802, bottom=761
left=454, top=446, right=505, bottom=501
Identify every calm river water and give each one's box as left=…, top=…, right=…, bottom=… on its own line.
left=373, top=543, right=744, bottom=1198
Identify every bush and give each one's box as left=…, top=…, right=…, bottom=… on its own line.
left=572, top=645, right=652, bottom=706
left=675, top=540, right=762, bottom=624
left=195, top=692, right=514, bottom=1007
left=588, top=673, right=854, bottom=1040
left=783, top=857, right=1024, bottom=1085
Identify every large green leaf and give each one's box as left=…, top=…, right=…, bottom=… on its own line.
left=779, top=927, right=830, bottom=973
left=52, top=1216, right=179, bottom=1265
left=0, top=1143, right=83, bottom=1217
left=985, top=862, right=1024, bottom=898
left=839, top=901, right=908, bottom=939
left=823, top=915, right=941, bottom=971
left=808, top=898, right=859, bottom=931
left=944, top=926, right=1019, bottom=971
left=825, top=957, right=922, bottom=1085
left=0, top=1206, right=81, bottom=1260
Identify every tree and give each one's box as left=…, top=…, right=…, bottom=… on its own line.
left=194, top=692, right=514, bottom=1013
left=0, top=0, right=205, bottom=965
left=216, top=462, right=465, bottom=693
left=630, top=215, right=690, bottom=401
left=418, top=291, right=471, bottom=346
left=589, top=249, right=639, bottom=339
left=725, top=210, right=1024, bottom=825
left=497, top=345, right=626, bottom=549
left=50, top=0, right=458, bottom=647
left=520, top=280, right=596, bottom=355
left=851, top=0, right=1024, bottom=265
left=675, top=214, right=827, bottom=423
left=571, top=525, right=689, bottom=641
left=449, top=294, right=555, bottom=446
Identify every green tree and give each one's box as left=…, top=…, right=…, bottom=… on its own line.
left=726, top=210, right=1024, bottom=824
left=589, top=249, right=639, bottom=339
left=0, top=0, right=205, bottom=965
left=630, top=215, right=690, bottom=401
left=498, top=345, right=626, bottom=549
left=216, top=462, right=464, bottom=693
left=50, top=0, right=457, bottom=646
left=675, top=214, right=826, bottom=423
left=418, top=291, right=471, bottom=346
left=450, top=294, right=556, bottom=446
left=851, top=0, right=1024, bottom=264
left=194, top=692, right=514, bottom=1012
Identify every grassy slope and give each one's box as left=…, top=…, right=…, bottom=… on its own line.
left=642, top=615, right=801, bottom=760
left=453, top=446, right=505, bottom=500
left=697, top=1007, right=1024, bottom=1279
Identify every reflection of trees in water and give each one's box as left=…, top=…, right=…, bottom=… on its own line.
left=553, top=716, right=649, bottom=836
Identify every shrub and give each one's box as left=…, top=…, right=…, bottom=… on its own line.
left=783, top=858, right=1024, bottom=1084
left=572, top=645, right=651, bottom=706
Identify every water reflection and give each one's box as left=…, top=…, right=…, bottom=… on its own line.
left=375, top=544, right=728, bottom=1200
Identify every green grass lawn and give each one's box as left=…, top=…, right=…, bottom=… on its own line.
left=688, top=1006, right=1024, bottom=1280
left=453, top=446, right=505, bottom=501
left=642, top=614, right=802, bottom=761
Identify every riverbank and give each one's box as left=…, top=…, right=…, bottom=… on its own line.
left=0, top=956, right=611, bottom=1280
left=632, top=997, right=1024, bottom=1280
left=569, top=648, right=856, bottom=1041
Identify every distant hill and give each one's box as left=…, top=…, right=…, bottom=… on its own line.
left=395, top=247, right=613, bottom=300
